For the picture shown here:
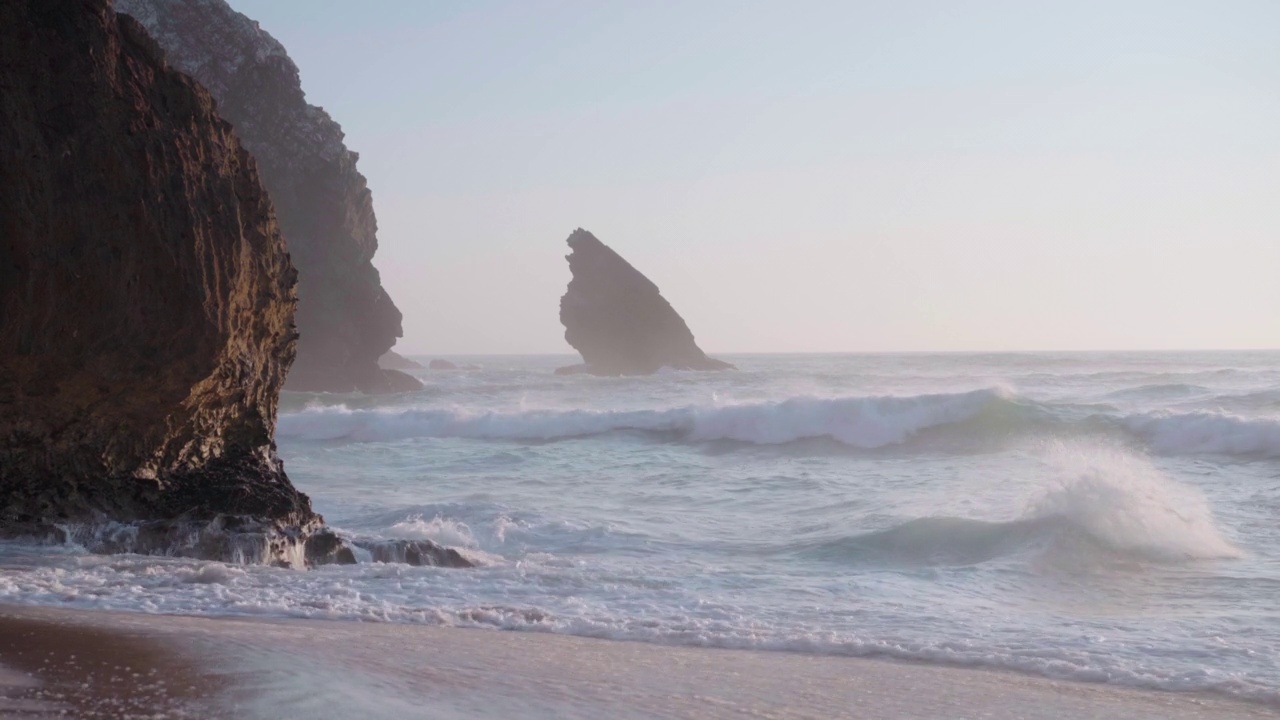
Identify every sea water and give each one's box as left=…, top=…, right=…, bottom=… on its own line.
left=2, top=352, right=1278, bottom=703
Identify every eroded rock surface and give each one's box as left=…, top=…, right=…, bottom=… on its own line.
left=115, top=0, right=421, bottom=395
left=0, top=0, right=315, bottom=559
left=558, top=229, right=734, bottom=376
left=0, top=0, right=461, bottom=569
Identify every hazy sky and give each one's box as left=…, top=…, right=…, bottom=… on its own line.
left=232, top=0, right=1278, bottom=354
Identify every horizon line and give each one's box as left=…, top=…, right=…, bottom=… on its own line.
left=393, top=347, right=1280, bottom=357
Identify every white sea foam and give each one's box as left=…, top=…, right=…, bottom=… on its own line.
left=275, top=387, right=1008, bottom=448
left=1030, top=442, right=1242, bottom=560
left=386, top=515, right=479, bottom=548
left=276, top=387, right=1280, bottom=458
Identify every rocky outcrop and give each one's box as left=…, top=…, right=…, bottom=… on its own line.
left=557, top=229, right=734, bottom=376
left=114, top=0, right=421, bottom=395
left=379, top=351, right=423, bottom=370
left=1, top=0, right=306, bottom=558
left=0, top=0, right=465, bottom=569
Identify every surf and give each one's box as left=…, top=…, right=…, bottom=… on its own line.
left=276, top=388, right=1280, bottom=458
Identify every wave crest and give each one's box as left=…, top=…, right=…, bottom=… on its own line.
left=276, top=388, right=1010, bottom=449
left=276, top=389, right=1280, bottom=457
left=807, top=443, right=1241, bottom=567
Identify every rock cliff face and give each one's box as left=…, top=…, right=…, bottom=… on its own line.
left=114, top=0, right=420, bottom=395
left=558, top=229, right=734, bottom=376
left=0, top=0, right=318, bottom=561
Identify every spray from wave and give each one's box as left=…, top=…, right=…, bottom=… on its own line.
left=806, top=442, right=1241, bottom=567
left=1028, top=441, right=1241, bottom=561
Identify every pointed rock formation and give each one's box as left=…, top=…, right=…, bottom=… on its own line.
left=114, top=0, right=421, bottom=395
left=557, top=229, right=734, bottom=376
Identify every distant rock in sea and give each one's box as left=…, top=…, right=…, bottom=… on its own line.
left=115, top=0, right=421, bottom=395
left=557, top=229, right=734, bottom=376
left=428, top=359, right=459, bottom=370
left=0, top=0, right=465, bottom=569
left=379, top=351, right=424, bottom=370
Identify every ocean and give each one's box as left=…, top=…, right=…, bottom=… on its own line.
left=3, top=351, right=1278, bottom=705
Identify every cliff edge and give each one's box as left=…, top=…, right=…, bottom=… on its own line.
left=557, top=229, right=734, bottom=376
left=115, top=0, right=421, bottom=394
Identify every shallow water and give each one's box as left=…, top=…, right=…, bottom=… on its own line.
left=3, top=352, right=1279, bottom=703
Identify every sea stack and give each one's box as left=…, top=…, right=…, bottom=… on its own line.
left=0, top=0, right=320, bottom=561
left=557, top=229, right=734, bottom=376
left=114, top=0, right=421, bottom=395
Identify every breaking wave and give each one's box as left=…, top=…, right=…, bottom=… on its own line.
left=277, top=388, right=1280, bottom=457
left=277, top=388, right=1010, bottom=448
left=1123, top=411, right=1280, bottom=457
left=805, top=442, right=1241, bottom=567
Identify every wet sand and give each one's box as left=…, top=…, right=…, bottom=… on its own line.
left=1, top=604, right=1274, bottom=719
left=0, top=607, right=221, bottom=718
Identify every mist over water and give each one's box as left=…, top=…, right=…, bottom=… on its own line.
left=4, top=351, right=1280, bottom=702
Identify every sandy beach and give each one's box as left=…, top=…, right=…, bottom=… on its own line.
left=1, top=604, right=1274, bottom=719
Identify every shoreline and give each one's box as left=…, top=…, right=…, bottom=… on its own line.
left=1, top=604, right=1274, bottom=719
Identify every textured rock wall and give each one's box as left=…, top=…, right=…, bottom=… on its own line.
left=0, top=0, right=315, bottom=549
left=558, top=229, right=734, bottom=376
left=115, top=0, right=420, bottom=394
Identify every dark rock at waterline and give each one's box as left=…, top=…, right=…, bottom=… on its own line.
left=557, top=229, right=734, bottom=376
left=428, top=359, right=459, bottom=370
left=0, top=522, right=471, bottom=569
left=115, top=0, right=422, bottom=396
left=379, top=350, right=424, bottom=370
left=355, top=539, right=474, bottom=568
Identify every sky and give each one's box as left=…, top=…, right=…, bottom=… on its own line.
left=232, top=0, right=1279, bottom=354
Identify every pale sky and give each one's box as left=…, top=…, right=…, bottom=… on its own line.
left=231, top=0, right=1279, bottom=354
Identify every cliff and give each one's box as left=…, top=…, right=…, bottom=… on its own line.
left=0, top=0, right=313, bottom=559
left=0, top=0, right=463, bottom=568
left=557, top=229, right=734, bottom=376
left=114, top=0, right=421, bottom=395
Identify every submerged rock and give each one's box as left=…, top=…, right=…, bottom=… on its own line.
left=354, top=539, right=473, bottom=568
left=115, top=0, right=421, bottom=395
left=557, top=229, right=734, bottom=376
left=0, top=0, right=459, bottom=570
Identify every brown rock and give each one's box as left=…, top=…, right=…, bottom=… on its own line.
left=115, top=0, right=422, bottom=395
left=558, top=229, right=734, bottom=376
left=0, top=0, right=318, bottom=561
